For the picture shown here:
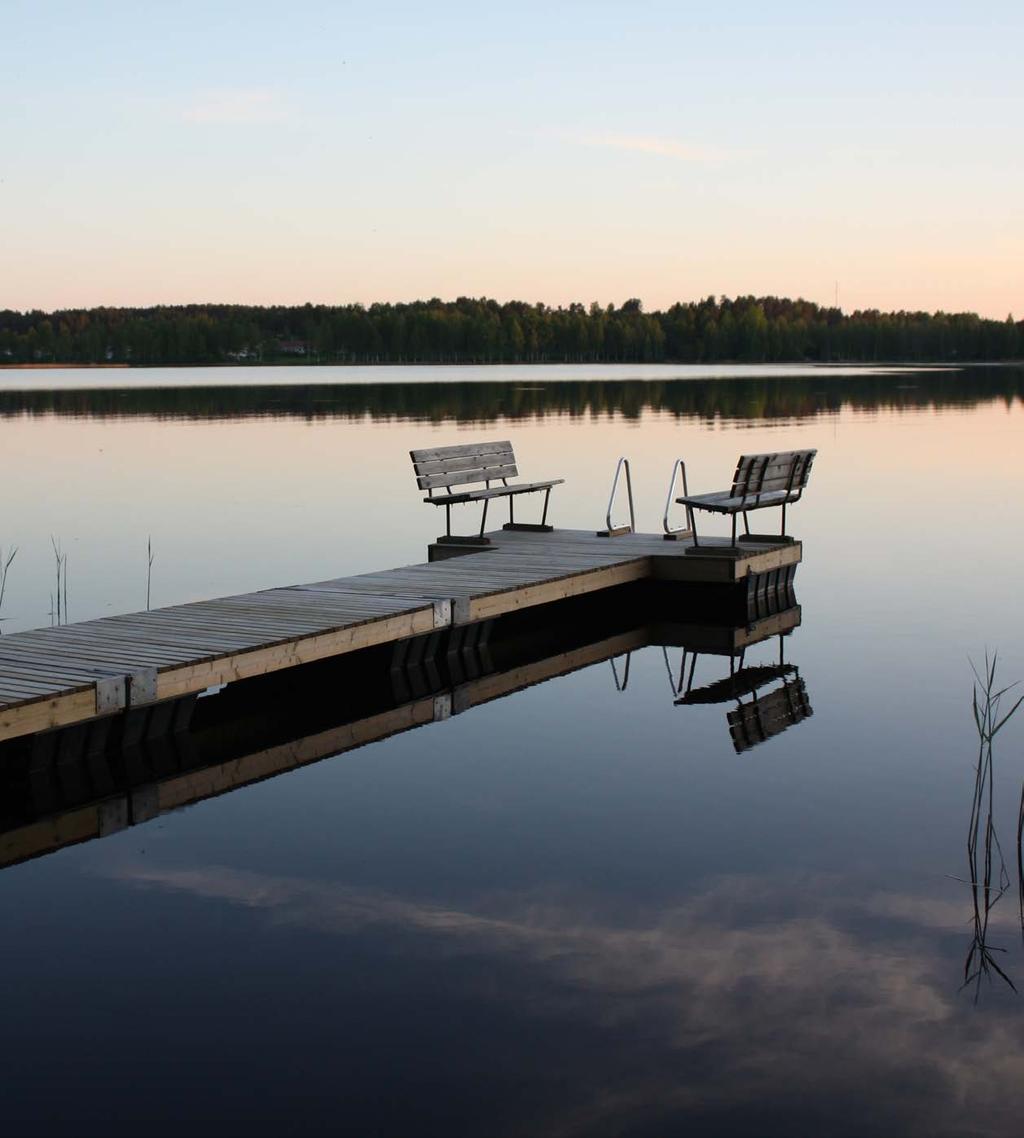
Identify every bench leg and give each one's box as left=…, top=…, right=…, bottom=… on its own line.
left=503, top=489, right=555, bottom=533
left=479, top=498, right=489, bottom=537
left=781, top=502, right=786, bottom=537
left=691, top=514, right=700, bottom=547
left=743, top=511, right=751, bottom=536
left=731, top=514, right=737, bottom=547
left=508, top=496, right=514, bottom=526
left=445, top=503, right=451, bottom=538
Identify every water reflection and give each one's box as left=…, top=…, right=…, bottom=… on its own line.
left=0, top=581, right=806, bottom=869
left=0, top=365, right=1020, bottom=423
left=659, top=577, right=813, bottom=752
left=6, top=587, right=1024, bottom=1134
left=100, top=860, right=1024, bottom=1138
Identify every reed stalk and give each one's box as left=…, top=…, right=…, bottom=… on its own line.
left=0, top=546, right=17, bottom=634
left=962, top=653, right=1024, bottom=1000
left=147, top=536, right=154, bottom=611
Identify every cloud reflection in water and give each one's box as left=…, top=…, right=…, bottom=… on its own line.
left=110, top=862, right=1024, bottom=1137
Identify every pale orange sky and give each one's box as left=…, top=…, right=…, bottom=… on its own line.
left=3, top=3, right=1022, bottom=318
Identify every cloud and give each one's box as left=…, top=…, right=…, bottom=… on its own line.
left=575, top=133, right=727, bottom=162
left=181, top=89, right=288, bottom=125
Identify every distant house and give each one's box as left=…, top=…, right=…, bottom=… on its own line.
left=277, top=339, right=308, bottom=355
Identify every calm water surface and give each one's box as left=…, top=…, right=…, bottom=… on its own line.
left=1, top=364, right=1024, bottom=1136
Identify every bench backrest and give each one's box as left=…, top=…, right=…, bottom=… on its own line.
left=411, top=440, right=518, bottom=496
left=728, top=676, right=813, bottom=753
left=731, top=449, right=816, bottom=499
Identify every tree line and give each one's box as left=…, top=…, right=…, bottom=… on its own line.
left=0, top=296, right=1020, bottom=366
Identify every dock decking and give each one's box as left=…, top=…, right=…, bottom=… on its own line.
left=0, top=596, right=804, bottom=870
left=0, top=527, right=801, bottom=743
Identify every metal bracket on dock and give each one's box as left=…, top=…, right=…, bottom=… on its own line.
left=128, top=668, right=158, bottom=706
left=597, top=457, right=636, bottom=537
left=662, top=458, right=694, bottom=541
left=95, top=676, right=128, bottom=714
left=94, top=667, right=159, bottom=715
left=432, top=600, right=452, bottom=628
left=433, top=693, right=452, bottom=721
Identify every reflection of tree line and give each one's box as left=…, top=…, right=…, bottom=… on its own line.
left=1, top=368, right=1022, bottom=423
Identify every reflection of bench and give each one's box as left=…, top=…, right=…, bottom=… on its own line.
left=727, top=677, right=812, bottom=753
left=411, top=440, right=564, bottom=542
left=678, top=449, right=816, bottom=547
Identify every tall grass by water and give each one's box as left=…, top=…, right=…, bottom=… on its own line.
left=962, top=655, right=1024, bottom=999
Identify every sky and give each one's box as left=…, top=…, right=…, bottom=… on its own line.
left=2, top=0, right=1022, bottom=317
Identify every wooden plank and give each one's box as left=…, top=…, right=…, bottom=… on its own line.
left=457, top=558, right=650, bottom=623
left=652, top=541, right=802, bottom=584
left=154, top=605, right=435, bottom=700
left=0, top=689, right=98, bottom=741
left=0, top=659, right=105, bottom=689
left=413, top=451, right=515, bottom=475
left=410, top=440, right=512, bottom=462
left=0, top=523, right=798, bottom=742
left=0, top=679, right=82, bottom=702
left=733, top=450, right=815, bottom=495
left=417, top=463, right=519, bottom=490
left=425, top=478, right=563, bottom=503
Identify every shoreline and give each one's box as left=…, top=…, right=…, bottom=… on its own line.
left=0, top=359, right=992, bottom=371
left=0, top=362, right=130, bottom=369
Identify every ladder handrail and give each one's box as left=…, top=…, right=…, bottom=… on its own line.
left=605, top=456, right=636, bottom=535
left=663, top=458, right=694, bottom=537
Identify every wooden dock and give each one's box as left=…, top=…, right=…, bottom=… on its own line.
left=0, top=527, right=801, bottom=744
left=0, top=591, right=804, bottom=870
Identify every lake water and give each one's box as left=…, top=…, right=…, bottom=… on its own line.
left=2, top=363, right=1024, bottom=1136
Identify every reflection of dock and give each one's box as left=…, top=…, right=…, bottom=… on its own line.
left=0, top=528, right=800, bottom=744
left=0, top=583, right=807, bottom=869
left=666, top=596, right=812, bottom=752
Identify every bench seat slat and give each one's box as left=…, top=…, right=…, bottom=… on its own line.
left=677, top=489, right=794, bottom=514
left=425, top=479, right=564, bottom=505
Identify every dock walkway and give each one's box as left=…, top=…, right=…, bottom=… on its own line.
left=0, top=528, right=801, bottom=742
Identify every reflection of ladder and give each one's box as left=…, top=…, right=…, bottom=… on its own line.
left=668, top=630, right=790, bottom=702
left=665, top=631, right=814, bottom=753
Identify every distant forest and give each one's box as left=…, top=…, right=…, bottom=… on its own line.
left=0, top=296, right=1020, bottom=366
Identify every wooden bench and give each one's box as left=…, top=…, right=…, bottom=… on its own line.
left=677, top=449, right=816, bottom=547
left=411, top=440, right=564, bottom=542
